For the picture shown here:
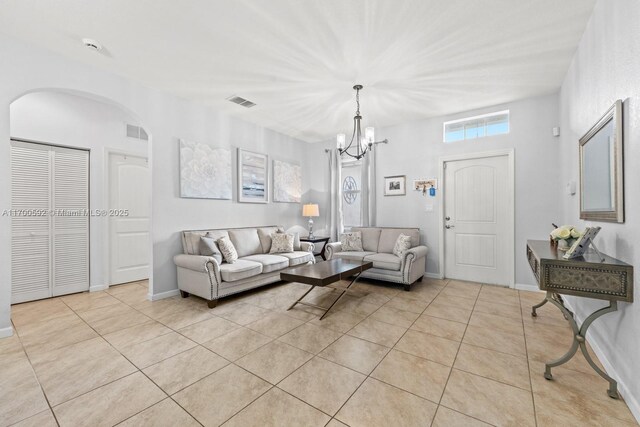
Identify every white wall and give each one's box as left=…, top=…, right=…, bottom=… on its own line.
left=0, top=34, right=308, bottom=337
left=558, top=0, right=640, bottom=419
left=306, top=93, right=562, bottom=285
left=10, top=91, right=148, bottom=291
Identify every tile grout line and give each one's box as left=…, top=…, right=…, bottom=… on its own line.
left=326, top=279, right=450, bottom=425
left=519, top=291, right=540, bottom=427
left=432, top=281, right=480, bottom=425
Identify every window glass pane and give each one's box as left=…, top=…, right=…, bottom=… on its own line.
left=443, top=111, right=509, bottom=142
left=342, top=163, right=362, bottom=227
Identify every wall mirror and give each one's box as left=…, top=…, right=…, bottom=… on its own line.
left=579, top=100, right=624, bottom=222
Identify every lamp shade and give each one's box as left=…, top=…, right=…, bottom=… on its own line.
left=302, top=204, right=319, bottom=217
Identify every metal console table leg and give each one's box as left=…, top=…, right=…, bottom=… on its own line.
left=531, top=297, right=548, bottom=317
left=541, top=291, right=620, bottom=399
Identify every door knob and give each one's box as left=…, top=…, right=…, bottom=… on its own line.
left=445, top=225, right=455, bottom=229
left=445, top=216, right=451, bottom=221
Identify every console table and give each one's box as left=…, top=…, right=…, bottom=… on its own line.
left=526, top=240, right=633, bottom=398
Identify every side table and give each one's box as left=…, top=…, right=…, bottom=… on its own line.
left=300, top=236, right=330, bottom=260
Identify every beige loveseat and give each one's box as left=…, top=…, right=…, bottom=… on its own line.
left=173, top=226, right=315, bottom=307
left=325, top=227, right=427, bottom=291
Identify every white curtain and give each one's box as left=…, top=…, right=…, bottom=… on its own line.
left=329, top=149, right=344, bottom=241
left=360, top=144, right=377, bottom=227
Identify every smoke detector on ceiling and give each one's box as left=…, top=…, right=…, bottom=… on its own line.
left=82, top=38, right=103, bottom=52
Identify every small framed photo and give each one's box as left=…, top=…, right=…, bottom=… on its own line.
left=384, top=175, right=406, bottom=196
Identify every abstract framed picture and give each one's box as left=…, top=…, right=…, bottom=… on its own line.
left=238, top=148, right=269, bottom=203
left=179, top=139, right=232, bottom=199
left=384, top=175, right=406, bottom=196
left=273, top=159, right=301, bottom=203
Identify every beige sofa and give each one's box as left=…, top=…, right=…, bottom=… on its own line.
left=325, top=227, right=427, bottom=291
left=173, top=226, right=315, bottom=307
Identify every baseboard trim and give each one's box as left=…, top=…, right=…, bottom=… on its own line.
left=425, top=272, right=444, bottom=280
left=515, top=283, right=542, bottom=293
left=89, top=285, right=108, bottom=292
left=0, top=326, right=14, bottom=339
left=563, top=299, right=640, bottom=423
left=148, top=289, right=180, bottom=301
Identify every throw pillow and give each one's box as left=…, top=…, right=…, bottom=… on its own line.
left=393, top=234, right=412, bottom=257
left=199, top=235, right=223, bottom=264
left=340, top=231, right=363, bottom=251
left=270, top=233, right=294, bottom=254
left=216, top=236, right=238, bottom=264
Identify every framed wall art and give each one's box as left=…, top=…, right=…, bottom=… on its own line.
left=238, top=148, right=269, bottom=203
left=273, top=159, right=301, bottom=203
left=384, top=175, right=406, bottom=196
left=179, top=139, right=232, bottom=199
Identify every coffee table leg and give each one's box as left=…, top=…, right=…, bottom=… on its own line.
left=319, top=273, right=362, bottom=320
left=287, top=285, right=316, bottom=311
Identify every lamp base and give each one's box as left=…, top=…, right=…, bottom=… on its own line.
left=308, top=218, right=314, bottom=240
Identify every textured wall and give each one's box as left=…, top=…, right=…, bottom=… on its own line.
left=306, top=93, right=562, bottom=286
left=558, top=0, right=640, bottom=419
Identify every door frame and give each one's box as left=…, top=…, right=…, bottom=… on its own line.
left=438, top=149, right=515, bottom=288
left=104, top=148, right=150, bottom=289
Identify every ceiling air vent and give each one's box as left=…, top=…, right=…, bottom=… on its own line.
left=226, top=95, right=256, bottom=108
left=126, top=124, right=149, bottom=141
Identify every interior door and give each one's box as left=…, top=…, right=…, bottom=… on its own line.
left=52, top=146, right=90, bottom=296
left=11, top=141, right=89, bottom=303
left=109, top=153, right=150, bottom=285
left=444, top=155, right=511, bottom=285
left=10, top=142, right=52, bottom=303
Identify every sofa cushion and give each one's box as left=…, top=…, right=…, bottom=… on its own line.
left=228, top=228, right=262, bottom=257
left=351, top=227, right=382, bottom=252
left=378, top=228, right=420, bottom=253
left=240, top=254, right=289, bottom=273
left=278, top=251, right=315, bottom=266
left=199, top=236, right=223, bottom=264
left=392, top=234, right=412, bottom=257
left=217, top=236, right=239, bottom=263
left=218, top=259, right=263, bottom=282
left=270, top=233, right=294, bottom=254
left=257, top=226, right=285, bottom=253
left=340, top=232, right=364, bottom=251
left=183, top=230, right=229, bottom=255
left=333, top=251, right=376, bottom=262
left=363, top=253, right=402, bottom=271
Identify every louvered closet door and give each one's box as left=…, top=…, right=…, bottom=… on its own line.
left=11, top=142, right=52, bottom=303
left=52, top=146, right=89, bottom=296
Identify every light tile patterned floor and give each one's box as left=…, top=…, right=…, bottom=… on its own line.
left=1, top=278, right=637, bottom=426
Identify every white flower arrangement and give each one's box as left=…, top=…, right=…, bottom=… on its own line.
left=550, top=225, right=582, bottom=241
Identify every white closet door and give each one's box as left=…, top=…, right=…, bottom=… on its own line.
left=10, top=142, right=52, bottom=303
left=52, top=146, right=89, bottom=296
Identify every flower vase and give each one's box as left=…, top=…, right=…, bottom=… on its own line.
left=557, top=239, right=572, bottom=252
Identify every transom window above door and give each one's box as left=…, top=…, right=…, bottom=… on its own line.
left=444, top=110, right=510, bottom=143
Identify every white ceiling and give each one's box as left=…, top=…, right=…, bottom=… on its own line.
left=0, top=0, right=596, bottom=142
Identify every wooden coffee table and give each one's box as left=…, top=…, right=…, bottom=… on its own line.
left=281, top=259, right=373, bottom=320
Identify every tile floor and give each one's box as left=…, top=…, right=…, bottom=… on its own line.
left=1, top=278, right=637, bottom=426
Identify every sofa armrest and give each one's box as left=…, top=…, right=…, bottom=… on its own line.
left=300, top=241, right=315, bottom=252
left=174, top=254, right=220, bottom=274
left=403, top=245, right=428, bottom=262
left=325, top=242, right=342, bottom=260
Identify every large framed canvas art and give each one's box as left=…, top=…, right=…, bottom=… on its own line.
left=179, top=139, right=232, bottom=199
left=273, top=159, right=301, bottom=203
left=238, top=148, right=269, bottom=203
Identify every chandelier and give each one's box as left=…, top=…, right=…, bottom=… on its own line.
left=336, top=84, right=387, bottom=160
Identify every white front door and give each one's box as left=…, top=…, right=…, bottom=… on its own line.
left=109, top=153, right=150, bottom=285
left=444, top=154, right=512, bottom=286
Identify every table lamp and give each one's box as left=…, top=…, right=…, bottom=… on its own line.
left=302, top=204, right=320, bottom=239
